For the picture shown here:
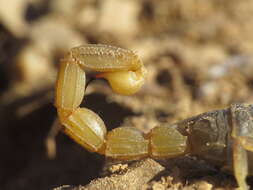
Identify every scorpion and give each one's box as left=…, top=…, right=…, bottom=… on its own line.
left=55, top=44, right=253, bottom=190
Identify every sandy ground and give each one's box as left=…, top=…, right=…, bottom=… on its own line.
left=1, top=0, right=253, bottom=189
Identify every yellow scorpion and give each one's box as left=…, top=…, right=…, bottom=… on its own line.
left=55, top=44, right=253, bottom=190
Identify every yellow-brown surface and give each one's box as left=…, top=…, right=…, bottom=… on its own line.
left=1, top=0, right=253, bottom=189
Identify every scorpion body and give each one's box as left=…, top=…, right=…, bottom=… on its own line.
left=176, top=104, right=253, bottom=175
left=55, top=44, right=253, bottom=190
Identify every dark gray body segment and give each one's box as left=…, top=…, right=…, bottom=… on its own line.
left=174, top=104, right=253, bottom=175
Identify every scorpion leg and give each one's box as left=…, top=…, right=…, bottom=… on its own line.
left=232, top=140, right=249, bottom=190
left=45, top=118, right=61, bottom=159
left=237, top=136, right=253, bottom=152
left=231, top=104, right=253, bottom=190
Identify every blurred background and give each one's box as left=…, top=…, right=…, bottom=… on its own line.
left=1, top=0, right=253, bottom=189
